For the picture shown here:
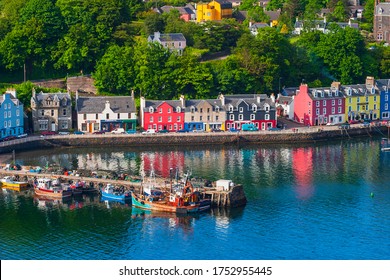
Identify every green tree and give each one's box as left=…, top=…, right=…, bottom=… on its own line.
left=93, top=45, right=135, bottom=94
left=330, top=0, right=348, bottom=22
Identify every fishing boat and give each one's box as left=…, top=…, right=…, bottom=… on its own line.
left=0, top=176, right=29, bottom=191
left=70, top=180, right=84, bottom=196
left=131, top=176, right=211, bottom=214
left=34, top=178, right=72, bottom=199
left=100, top=183, right=131, bottom=201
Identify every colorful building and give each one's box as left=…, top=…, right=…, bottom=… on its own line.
left=342, top=77, right=381, bottom=122
left=0, top=89, right=24, bottom=139
left=184, top=98, right=225, bottom=131
left=148, top=32, right=187, bottom=55
left=196, top=0, right=233, bottom=22
left=140, top=97, right=185, bottom=132
left=377, top=78, right=390, bottom=120
left=30, top=89, right=72, bottom=133
left=76, top=92, right=137, bottom=133
left=220, top=94, right=276, bottom=130
left=294, top=83, right=345, bottom=126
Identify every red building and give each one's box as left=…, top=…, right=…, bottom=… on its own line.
left=140, top=97, right=185, bottom=132
left=294, top=83, right=346, bottom=126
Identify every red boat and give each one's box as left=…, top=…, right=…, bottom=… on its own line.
left=34, top=178, right=72, bottom=199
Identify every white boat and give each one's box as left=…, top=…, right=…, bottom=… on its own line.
left=34, top=178, right=72, bottom=199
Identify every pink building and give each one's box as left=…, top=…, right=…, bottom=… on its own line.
left=294, top=83, right=345, bottom=126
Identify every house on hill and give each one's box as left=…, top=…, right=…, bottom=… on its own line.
left=148, top=32, right=186, bottom=55
left=196, top=0, right=233, bottom=22
left=0, top=89, right=24, bottom=139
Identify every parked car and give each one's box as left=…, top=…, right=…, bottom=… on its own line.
left=17, top=133, right=28, bottom=138
left=93, top=130, right=106, bottom=134
left=268, top=127, right=282, bottom=131
left=158, top=129, right=169, bottom=133
left=338, top=123, right=350, bottom=129
left=348, top=120, right=359, bottom=124
left=73, top=131, right=85, bottom=135
left=41, top=131, right=57, bottom=136
left=58, top=131, right=70, bottom=135
left=3, top=136, right=17, bottom=141
left=111, top=128, right=125, bottom=134
left=142, top=129, right=156, bottom=135
left=361, top=122, right=370, bottom=128
left=241, top=123, right=258, bottom=131
left=229, top=128, right=239, bottom=133
left=210, top=128, right=223, bottom=132
left=177, top=129, right=189, bottom=133
left=126, top=130, right=137, bottom=134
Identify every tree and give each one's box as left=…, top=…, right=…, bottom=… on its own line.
left=330, top=0, right=348, bottom=22
left=93, top=45, right=135, bottom=94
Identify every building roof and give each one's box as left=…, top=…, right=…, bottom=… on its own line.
left=214, top=0, right=233, bottom=9
left=144, top=99, right=184, bottom=109
left=31, top=91, right=71, bottom=106
left=375, top=79, right=390, bottom=91
left=375, top=2, right=390, bottom=16
left=77, top=96, right=136, bottom=114
left=149, top=32, right=186, bottom=42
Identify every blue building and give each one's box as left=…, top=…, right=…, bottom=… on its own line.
left=0, top=89, right=24, bottom=139
left=377, top=79, right=390, bottom=120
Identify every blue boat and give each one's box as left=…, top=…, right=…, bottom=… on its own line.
left=100, top=184, right=131, bottom=201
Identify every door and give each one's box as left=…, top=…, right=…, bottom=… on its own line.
left=51, top=122, right=56, bottom=132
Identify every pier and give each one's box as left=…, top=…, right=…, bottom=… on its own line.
left=0, top=169, right=247, bottom=208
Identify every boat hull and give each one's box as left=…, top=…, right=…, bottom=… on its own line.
left=1, top=182, right=29, bottom=192
left=34, top=187, right=72, bottom=199
left=131, top=192, right=201, bottom=213
left=101, top=191, right=131, bottom=201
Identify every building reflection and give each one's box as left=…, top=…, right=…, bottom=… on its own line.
left=292, top=147, right=314, bottom=200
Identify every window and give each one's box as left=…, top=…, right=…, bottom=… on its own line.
left=265, top=114, right=270, bottom=120
left=191, top=107, right=195, bottom=113
left=200, top=108, right=203, bottom=113
left=229, top=106, right=233, bottom=112
left=200, top=116, right=203, bottom=121
left=63, top=109, right=67, bottom=116
left=216, top=116, right=219, bottom=121
left=383, top=112, right=389, bottom=118
left=338, top=107, right=342, bottom=113
left=207, top=116, right=210, bottom=121
left=149, top=107, right=154, bottom=113
left=250, top=114, right=255, bottom=120
left=117, top=113, right=120, bottom=119
left=96, top=114, right=99, bottom=119
left=191, top=116, right=194, bottom=121
left=316, top=101, right=320, bottom=107
left=265, top=105, right=270, bottom=112
left=177, top=116, right=181, bottom=122
left=348, top=106, right=352, bottom=112
left=338, top=99, right=342, bottom=105
left=332, top=107, right=335, bottom=114
left=374, top=96, right=377, bottom=102
left=239, top=107, right=243, bottom=113
left=4, top=112, right=7, bottom=118
left=84, top=114, right=87, bottom=120
left=16, top=119, right=19, bottom=126
left=8, top=120, right=10, bottom=127
left=377, top=33, right=383, bottom=40
left=374, top=104, right=377, bottom=110
left=357, top=97, right=360, bottom=102
left=150, top=116, right=153, bottom=122
left=323, top=100, right=326, bottom=106
left=176, top=107, right=181, bottom=113
left=207, top=108, right=210, bottom=113
left=332, top=100, right=335, bottom=106
left=158, top=116, right=162, bottom=122
left=106, top=113, right=109, bottom=119
left=349, top=98, right=352, bottom=103
left=51, top=110, right=54, bottom=116
left=323, top=108, right=326, bottom=114
left=41, top=110, right=45, bottom=116
left=61, top=121, right=68, bottom=129
left=316, top=108, right=320, bottom=115
left=385, top=95, right=389, bottom=101
left=215, top=106, right=219, bottom=113
left=168, top=108, right=171, bottom=113
left=159, top=108, right=162, bottom=113
left=168, top=116, right=172, bottom=122
left=239, top=114, right=243, bottom=120
left=252, top=105, right=257, bottom=111
left=366, top=96, right=368, bottom=102
left=16, top=110, right=19, bottom=116
left=230, top=115, right=234, bottom=121
left=385, top=104, right=388, bottom=110
left=4, top=121, right=7, bottom=128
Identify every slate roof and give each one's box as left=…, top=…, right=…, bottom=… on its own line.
left=31, top=92, right=71, bottom=106
left=376, top=3, right=390, bottom=16
left=308, top=87, right=344, bottom=100
left=341, top=84, right=379, bottom=97
left=77, top=96, right=136, bottom=114
left=277, top=96, right=293, bottom=105
left=184, top=99, right=224, bottom=112
left=215, top=0, right=233, bottom=9
left=375, top=79, right=390, bottom=91
left=144, top=100, right=184, bottom=109
left=223, top=94, right=275, bottom=109
left=149, top=32, right=186, bottom=42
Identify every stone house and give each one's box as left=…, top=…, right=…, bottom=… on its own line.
left=30, top=90, right=72, bottom=133
left=374, top=0, right=390, bottom=44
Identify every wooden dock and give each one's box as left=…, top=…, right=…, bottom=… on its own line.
left=0, top=169, right=247, bottom=208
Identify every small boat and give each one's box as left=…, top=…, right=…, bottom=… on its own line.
left=131, top=178, right=211, bottom=214
left=0, top=176, right=29, bottom=191
left=34, top=178, right=72, bottom=199
left=100, top=183, right=131, bottom=201
left=70, top=180, right=84, bottom=196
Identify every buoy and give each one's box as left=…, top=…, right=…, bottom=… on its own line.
left=370, top=192, right=374, bottom=198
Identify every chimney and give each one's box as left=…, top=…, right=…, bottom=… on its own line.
left=249, top=21, right=252, bottom=28
left=105, top=100, right=110, bottom=111
left=299, top=84, right=309, bottom=95
left=154, top=31, right=160, bottom=40
left=331, top=81, right=340, bottom=90
left=131, top=89, right=134, bottom=99
left=180, top=94, right=185, bottom=107
left=218, top=93, right=225, bottom=106
left=6, top=88, right=17, bottom=98
left=270, top=93, right=275, bottom=103
left=366, top=76, right=375, bottom=87
left=32, top=88, right=36, bottom=98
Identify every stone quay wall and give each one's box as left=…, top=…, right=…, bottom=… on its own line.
left=0, top=125, right=388, bottom=154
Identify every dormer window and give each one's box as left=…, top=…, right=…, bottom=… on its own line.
left=321, top=92, right=324, bottom=97
left=215, top=106, right=219, bottom=113
left=348, top=88, right=352, bottom=96
left=264, top=105, right=270, bottom=112
left=191, top=106, right=195, bottom=113
left=176, top=106, right=181, bottom=113
left=229, top=106, right=233, bottom=112
left=252, top=105, right=257, bottom=111
left=149, top=107, right=154, bottom=113
left=371, top=87, right=375, bottom=94
left=335, top=91, right=338, bottom=96
left=239, top=107, right=243, bottom=113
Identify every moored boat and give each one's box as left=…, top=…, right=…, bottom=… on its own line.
left=0, top=176, right=29, bottom=191
left=100, top=183, right=131, bottom=201
left=34, top=178, right=72, bottom=199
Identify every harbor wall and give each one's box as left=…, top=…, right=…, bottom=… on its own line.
left=0, top=126, right=387, bottom=154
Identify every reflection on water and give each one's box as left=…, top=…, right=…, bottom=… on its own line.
left=1, top=138, right=390, bottom=259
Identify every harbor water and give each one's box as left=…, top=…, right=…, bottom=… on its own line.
left=0, top=138, right=389, bottom=260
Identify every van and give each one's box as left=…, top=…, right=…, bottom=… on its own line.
left=142, top=129, right=156, bottom=135
left=111, top=128, right=125, bottom=134
left=241, top=123, right=258, bottom=131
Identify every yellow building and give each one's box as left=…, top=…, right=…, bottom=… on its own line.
left=196, top=0, right=233, bottom=22
left=343, top=77, right=381, bottom=122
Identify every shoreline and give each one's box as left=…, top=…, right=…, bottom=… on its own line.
left=0, top=125, right=388, bottom=155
